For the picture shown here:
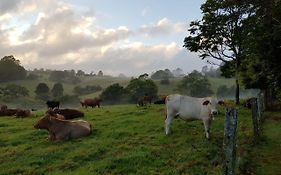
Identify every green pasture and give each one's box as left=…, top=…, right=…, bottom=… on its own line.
left=0, top=104, right=279, bottom=175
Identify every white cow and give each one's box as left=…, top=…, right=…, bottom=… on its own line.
left=165, top=94, right=222, bottom=139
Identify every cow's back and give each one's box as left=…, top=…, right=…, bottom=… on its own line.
left=166, top=94, right=203, bottom=119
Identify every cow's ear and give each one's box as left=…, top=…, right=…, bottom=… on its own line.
left=202, top=100, right=210, bottom=105
left=218, top=100, right=224, bottom=105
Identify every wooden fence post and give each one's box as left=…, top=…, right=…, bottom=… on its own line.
left=251, top=98, right=260, bottom=143
left=223, top=108, right=238, bottom=175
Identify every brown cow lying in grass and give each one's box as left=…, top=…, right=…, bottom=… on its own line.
left=53, top=108, right=84, bottom=119
left=0, top=105, right=32, bottom=118
left=34, top=111, right=91, bottom=141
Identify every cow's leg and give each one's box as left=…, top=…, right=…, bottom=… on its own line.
left=165, top=115, right=174, bottom=135
left=203, top=118, right=211, bottom=139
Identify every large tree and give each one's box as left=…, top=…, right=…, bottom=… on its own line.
left=0, top=55, right=27, bottom=82
left=240, top=0, right=281, bottom=104
left=178, top=70, right=213, bottom=97
left=126, top=78, right=158, bottom=102
left=51, top=83, right=64, bottom=98
left=35, top=83, right=50, bottom=99
left=183, top=0, right=253, bottom=104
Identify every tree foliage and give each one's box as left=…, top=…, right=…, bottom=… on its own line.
left=126, top=78, right=158, bottom=102
left=35, top=83, right=50, bottom=99
left=49, top=70, right=81, bottom=84
left=51, top=83, right=64, bottom=98
left=183, top=0, right=254, bottom=104
left=178, top=71, right=213, bottom=97
left=0, top=55, right=27, bottom=83
left=100, top=83, right=127, bottom=104
left=240, top=1, right=281, bottom=93
left=0, top=84, right=29, bottom=99
left=73, top=85, right=102, bottom=95
left=151, top=69, right=173, bottom=80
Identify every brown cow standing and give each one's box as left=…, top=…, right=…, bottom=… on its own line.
left=34, top=112, right=91, bottom=141
left=80, top=98, right=102, bottom=108
left=15, top=109, right=32, bottom=118
left=138, top=95, right=153, bottom=106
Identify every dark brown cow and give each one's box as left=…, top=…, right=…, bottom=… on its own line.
left=80, top=98, right=102, bottom=108
left=0, top=109, right=18, bottom=116
left=0, top=105, right=7, bottom=111
left=45, top=109, right=65, bottom=119
left=34, top=112, right=91, bottom=141
left=138, top=95, right=153, bottom=106
left=15, top=109, right=32, bottom=118
left=54, top=109, right=84, bottom=119
left=154, top=95, right=167, bottom=104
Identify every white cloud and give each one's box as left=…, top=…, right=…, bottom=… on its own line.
left=141, top=7, right=149, bottom=17
left=139, top=18, right=186, bottom=37
left=0, top=0, right=206, bottom=76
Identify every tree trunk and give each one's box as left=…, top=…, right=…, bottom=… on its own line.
left=235, top=78, right=240, bottom=105
left=235, top=56, right=241, bottom=105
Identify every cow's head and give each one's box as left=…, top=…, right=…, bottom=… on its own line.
left=34, top=114, right=52, bottom=129
left=202, top=98, right=223, bottom=119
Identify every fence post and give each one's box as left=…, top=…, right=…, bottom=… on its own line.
left=251, top=98, right=260, bottom=143
left=223, top=108, right=238, bottom=175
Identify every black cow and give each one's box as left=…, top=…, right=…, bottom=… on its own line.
left=46, top=101, right=60, bottom=109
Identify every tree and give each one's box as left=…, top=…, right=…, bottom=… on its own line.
left=73, top=85, right=102, bottom=95
left=178, top=70, right=213, bottom=97
left=126, top=78, right=158, bottom=102
left=151, top=70, right=173, bottom=80
left=0, top=55, right=27, bottom=82
left=97, top=70, right=103, bottom=76
left=172, top=68, right=184, bottom=77
left=51, top=83, right=64, bottom=98
left=35, top=83, right=50, bottom=99
left=76, top=70, right=85, bottom=76
left=183, top=0, right=253, bottom=104
left=49, top=70, right=81, bottom=84
left=240, top=0, right=281, bottom=105
left=100, top=83, right=127, bottom=104
left=0, top=84, right=29, bottom=98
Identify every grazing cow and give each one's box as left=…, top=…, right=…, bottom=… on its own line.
left=80, top=98, right=102, bottom=108
left=15, top=109, right=32, bottom=118
left=154, top=95, right=167, bottom=104
left=138, top=95, right=153, bottom=106
left=0, top=109, right=18, bottom=116
left=46, top=101, right=60, bottom=109
left=34, top=112, right=91, bottom=141
left=54, top=108, right=84, bottom=119
left=0, top=105, right=7, bottom=111
left=165, top=94, right=222, bottom=139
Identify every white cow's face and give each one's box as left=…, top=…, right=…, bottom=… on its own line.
left=202, top=98, right=220, bottom=117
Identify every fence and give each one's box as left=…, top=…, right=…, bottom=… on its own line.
left=222, top=92, right=264, bottom=175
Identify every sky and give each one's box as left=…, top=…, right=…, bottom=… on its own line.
left=0, top=0, right=208, bottom=76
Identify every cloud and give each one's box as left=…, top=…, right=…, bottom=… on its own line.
left=139, top=18, right=186, bottom=36
left=0, top=0, right=206, bottom=76
left=141, top=7, right=149, bottom=17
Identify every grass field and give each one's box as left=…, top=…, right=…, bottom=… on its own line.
left=0, top=104, right=279, bottom=175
